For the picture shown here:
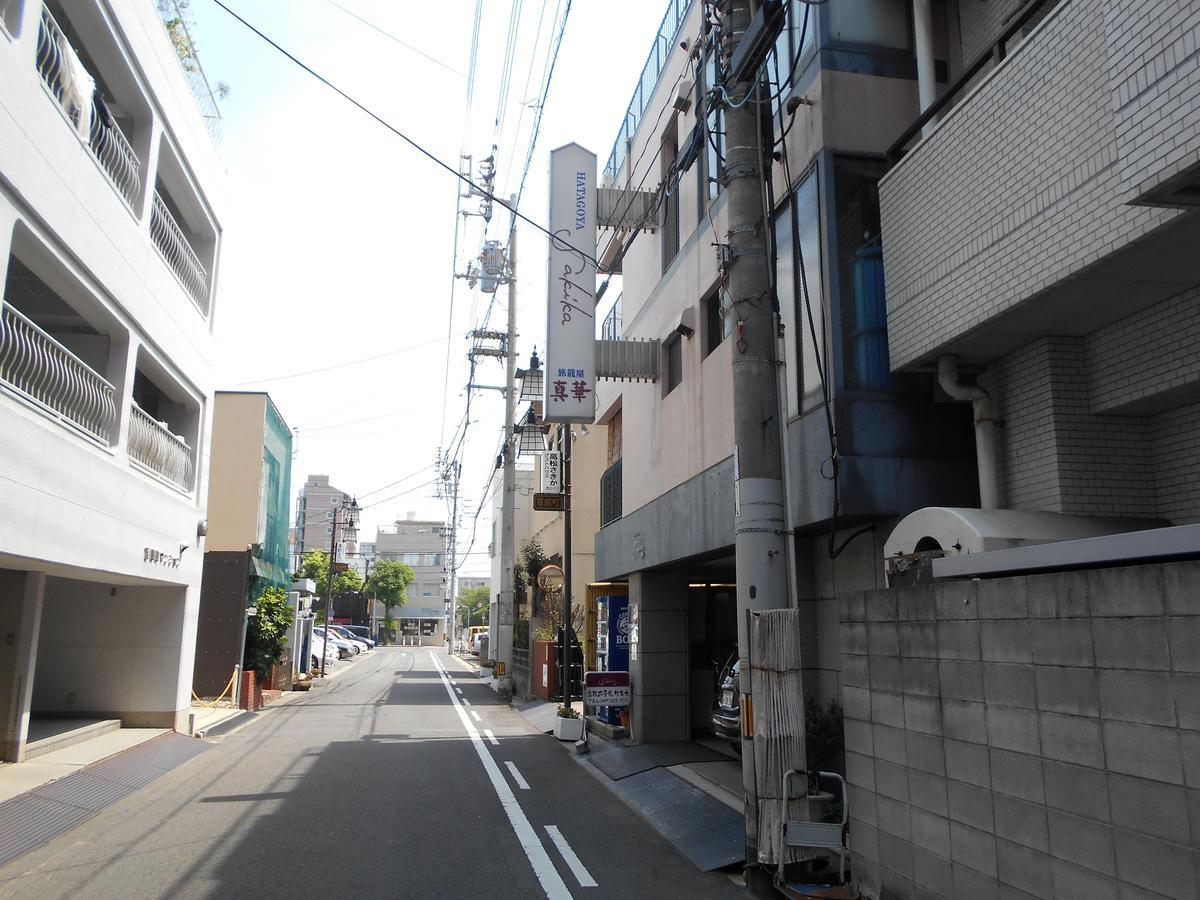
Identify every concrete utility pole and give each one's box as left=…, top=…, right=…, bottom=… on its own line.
left=495, top=213, right=518, bottom=698
left=719, top=0, right=792, bottom=881
left=445, top=460, right=461, bottom=655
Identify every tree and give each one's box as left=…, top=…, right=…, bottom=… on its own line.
left=518, top=538, right=549, bottom=617
left=458, top=585, right=490, bottom=628
left=244, top=585, right=294, bottom=679
left=370, top=558, right=414, bottom=616
left=298, top=549, right=362, bottom=600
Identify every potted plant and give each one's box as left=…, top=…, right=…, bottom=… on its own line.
left=553, top=704, right=584, bottom=741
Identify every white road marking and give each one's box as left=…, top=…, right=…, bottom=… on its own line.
left=456, top=688, right=464, bottom=694
left=504, top=761, right=531, bottom=790
left=462, top=697, right=471, bottom=706
left=484, top=728, right=500, bottom=746
left=427, top=653, right=571, bottom=899
left=471, top=710, right=482, bottom=722
left=545, top=826, right=598, bottom=888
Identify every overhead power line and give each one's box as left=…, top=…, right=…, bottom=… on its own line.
left=233, top=332, right=466, bottom=386
left=207, top=0, right=599, bottom=269
left=320, top=0, right=467, bottom=79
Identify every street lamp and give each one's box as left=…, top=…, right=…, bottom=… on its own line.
left=320, top=496, right=360, bottom=679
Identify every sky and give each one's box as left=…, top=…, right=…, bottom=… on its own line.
left=184, top=0, right=668, bottom=576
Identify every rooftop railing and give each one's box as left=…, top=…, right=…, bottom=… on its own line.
left=604, top=0, right=693, bottom=184
left=151, top=191, right=209, bottom=313
left=0, top=302, right=117, bottom=444
left=157, top=0, right=223, bottom=143
left=129, top=402, right=193, bottom=490
left=35, top=4, right=142, bottom=208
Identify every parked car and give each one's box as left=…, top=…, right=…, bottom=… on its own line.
left=711, top=655, right=741, bottom=753
left=340, top=624, right=376, bottom=647
left=314, top=627, right=355, bottom=659
left=309, top=633, right=336, bottom=670
left=329, top=625, right=370, bottom=654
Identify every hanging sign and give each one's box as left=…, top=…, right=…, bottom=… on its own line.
left=533, top=493, right=565, bottom=512
left=541, top=451, right=563, bottom=493
left=544, top=143, right=597, bottom=424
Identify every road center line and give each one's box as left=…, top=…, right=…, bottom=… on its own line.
left=471, top=710, right=482, bottom=722
left=484, top=728, right=499, bottom=746
left=504, top=761, right=531, bottom=790
left=428, top=653, right=570, bottom=899
left=545, top=826, right=598, bottom=888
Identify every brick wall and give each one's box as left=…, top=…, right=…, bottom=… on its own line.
left=842, top=561, right=1200, bottom=900
left=1151, top=400, right=1200, bottom=523
left=880, top=0, right=1181, bottom=370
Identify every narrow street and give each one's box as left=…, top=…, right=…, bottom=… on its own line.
left=0, top=649, right=741, bottom=899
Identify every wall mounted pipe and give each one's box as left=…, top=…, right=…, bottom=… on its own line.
left=937, top=355, right=999, bottom=510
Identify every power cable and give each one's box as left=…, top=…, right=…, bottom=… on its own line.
left=207, top=0, right=600, bottom=268
left=232, top=332, right=467, bottom=385
left=319, top=0, right=468, bottom=79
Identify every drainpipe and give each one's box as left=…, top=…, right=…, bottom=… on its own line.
left=937, top=355, right=999, bottom=510
left=913, top=0, right=938, bottom=136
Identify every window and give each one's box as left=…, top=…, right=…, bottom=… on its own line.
left=664, top=336, right=683, bottom=395
left=662, top=124, right=680, bottom=272
left=326, top=526, right=333, bottom=536
left=697, top=42, right=724, bottom=222
left=326, top=509, right=333, bottom=520
left=0, top=0, right=22, bottom=37
left=775, top=166, right=825, bottom=413
left=772, top=0, right=818, bottom=98
left=703, top=290, right=728, bottom=357
left=826, top=0, right=911, bottom=50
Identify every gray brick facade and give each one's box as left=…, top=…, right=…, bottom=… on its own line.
left=842, top=561, right=1200, bottom=900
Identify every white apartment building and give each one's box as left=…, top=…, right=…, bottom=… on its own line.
left=0, top=0, right=225, bottom=759
left=374, top=515, right=447, bottom=645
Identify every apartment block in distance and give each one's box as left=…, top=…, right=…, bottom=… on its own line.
left=293, top=473, right=356, bottom=562
left=0, top=0, right=226, bottom=759
left=374, top=515, right=447, bottom=645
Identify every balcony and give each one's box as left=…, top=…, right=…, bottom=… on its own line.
left=35, top=5, right=142, bottom=209
left=600, top=458, right=623, bottom=527
left=129, top=402, right=193, bottom=490
left=151, top=191, right=209, bottom=313
left=0, top=302, right=117, bottom=443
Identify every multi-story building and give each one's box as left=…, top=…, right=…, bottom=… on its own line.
left=192, top=392, right=292, bottom=696
left=0, top=0, right=225, bottom=760
left=591, top=0, right=975, bottom=745
left=293, top=473, right=356, bottom=563
left=374, top=515, right=447, bottom=644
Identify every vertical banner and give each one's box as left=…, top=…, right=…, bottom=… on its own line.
left=541, top=451, right=563, bottom=493
left=545, top=143, right=597, bottom=424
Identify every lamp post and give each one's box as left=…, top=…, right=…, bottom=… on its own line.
left=320, top=496, right=360, bottom=679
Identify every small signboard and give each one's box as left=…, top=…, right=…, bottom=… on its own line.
left=541, top=451, right=563, bottom=493
left=584, top=670, right=631, bottom=707
left=331, top=562, right=350, bottom=573
left=533, top=492, right=566, bottom=512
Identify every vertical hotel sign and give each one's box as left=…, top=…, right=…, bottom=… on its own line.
left=544, top=143, right=597, bottom=424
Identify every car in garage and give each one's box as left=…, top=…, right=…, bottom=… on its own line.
left=711, top=655, right=741, bottom=752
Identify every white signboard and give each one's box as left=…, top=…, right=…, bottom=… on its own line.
left=544, top=143, right=597, bottom=424
left=541, top=451, right=562, bottom=493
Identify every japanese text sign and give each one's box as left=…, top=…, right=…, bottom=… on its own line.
left=541, top=451, right=562, bottom=493
left=583, top=670, right=631, bottom=707
left=544, top=143, right=597, bottom=423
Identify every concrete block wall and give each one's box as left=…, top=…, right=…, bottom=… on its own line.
left=880, top=0, right=1180, bottom=370
left=841, top=561, right=1200, bottom=900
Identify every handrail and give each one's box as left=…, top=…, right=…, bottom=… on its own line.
left=129, top=401, right=193, bottom=490
left=151, top=191, right=209, bottom=313
left=885, top=0, right=1055, bottom=165
left=35, top=4, right=143, bottom=206
left=157, top=0, right=223, bottom=143
left=0, top=302, right=117, bottom=443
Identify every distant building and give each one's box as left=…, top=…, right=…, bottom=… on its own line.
left=374, top=515, right=447, bottom=645
left=193, top=392, right=293, bottom=696
left=294, top=474, right=357, bottom=565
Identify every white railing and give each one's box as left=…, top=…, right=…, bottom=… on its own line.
left=129, top=402, right=193, bottom=490
left=151, top=191, right=209, bottom=313
left=0, top=303, right=117, bottom=443
left=157, top=0, right=223, bottom=143
left=35, top=5, right=142, bottom=208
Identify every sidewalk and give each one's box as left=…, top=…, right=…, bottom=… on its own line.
left=0, top=728, right=167, bottom=804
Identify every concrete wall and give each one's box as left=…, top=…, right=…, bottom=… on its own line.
left=33, top=576, right=190, bottom=728
left=841, top=561, right=1200, bottom=900
left=205, top=393, right=265, bottom=551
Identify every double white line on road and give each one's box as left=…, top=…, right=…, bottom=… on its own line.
left=430, top=653, right=581, bottom=898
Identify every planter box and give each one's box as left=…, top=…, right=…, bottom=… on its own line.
left=553, top=715, right=584, bottom=741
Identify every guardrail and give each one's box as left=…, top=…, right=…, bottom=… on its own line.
left=129, top=402, right=193, bottom=489
left=35, top=4, right=142, bottom=207
left=151, top=191, right=209, bottom=313
left=0, top=302, right=116, bottom=443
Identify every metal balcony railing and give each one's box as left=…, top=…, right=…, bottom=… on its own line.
left=151, top=191, right=209, bottom=313
left=601, top=300, right=623, bottom=341
left=600, top=458, right=623, bottom=527
left=0, top=302, right=117, bottom=443
left=129, top=402, right=193, bottom=490
left=35, top=5, right=142, bottom=208
left=157, top=0, right=223, bottom=143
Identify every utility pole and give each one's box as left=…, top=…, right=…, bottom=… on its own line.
left=560, top=424, right=573, bottom=705
left=320, top=496, right=359, bottom=679
left=495, top=211, right=518, bottom=699
left=718, top=0, right=792, bottom=885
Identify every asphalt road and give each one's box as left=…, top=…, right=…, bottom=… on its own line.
left=0, top=648, right=743, bottom=899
